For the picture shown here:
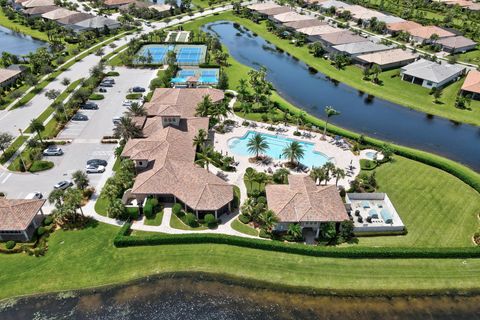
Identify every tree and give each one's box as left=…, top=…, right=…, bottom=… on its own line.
left=381, top=143, right=394, bottom=161
left=433, top=87, right=443, bottom=103
left=0, top=132, right=14, bottom=153
left=308, top=42, right=325, bottom=57
left=236, top=78, right=249, bottom=102
left=45, top=89, right=61, bottom=101
left=61, top=77, right=71, bottom=86
left=195, top=95, right=214, bottom=117
left=272, top=168, right=289, bottom=184
left=72, top=170, right=89, bottom=190
left=429, top=33, right=439, bottom=44
left=107, top=198, right=125, bottom=219
left=240, top=102, right=252, bottom=117
left=322, top=106, right=340, bottom=139
left=282, top=141, right=305, bottom=165
left=287, top=223, right=302, bottom=240
left=362, top=66, right=371, bottom=80
left=192, top=129, right=208, bottom=151
left=339, top=220, right=355, bottom=242
left=196, top=145, right=213, bottom=172
left=371, top=64, right=382, bottom=84
left=217, top=71, right=229, bottom=90
left=248, top=66, right=271, bottom=106
left=310, top=166, right=326, bottom=185
left=113, top=116, right=142, bottom=140
left=247, top=133, right=269, bottom=159
left=102, top=179, right=120, bottom=203
left=30, top=119, right=45, bottom=143
left=320, top=222, right=337, bottom=242
left=126, top=102, right=147, bottom=117
left=333, top=167, right=346, bottom=186
left=64, top=188, right=84, bottom=217
left=48, top=188, right=65, bottom=208
left=322, top=162, right=336, bottom=185
left=244, top=167, right=257, bottom=192
left=259, top=210, right=278, bottom=231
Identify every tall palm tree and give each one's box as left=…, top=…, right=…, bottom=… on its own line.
left=30, top=119, right=45, bottom=143
left=274, top=168, right=290, bottom=184
left=322, top=162, right=336, bottom=185
left=113, top=116, right=142, bottom=140
left=240, top=102, right=252, bottom=117
left=333, top=167, right=346, bottom=186
left=192, top=129, right=208, bottom=151
left=72, top=170, right=89, bottom=190
left=196, top=146, right=213, bottom=172
left=282, top=141, right=305, bottom=165
left=244, top=167, right=257, bottom=192
left=310, top=166, right=326, bottom=185
left=48, top=188, right=65, bottom=208
left=259, top=210, right=278, bottom=232
left=322, top=106, right=340, bottom=139
left=195, top=94, right=213, bottom=117
left=126, top=102, right=147, bottom=117
left=247, top=133, right=269, bottom=159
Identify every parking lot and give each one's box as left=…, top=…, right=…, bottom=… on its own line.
left=0, top=67, right=156, bottom=206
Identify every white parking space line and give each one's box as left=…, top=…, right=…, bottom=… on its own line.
left=1, top=173, right=12, bottom=184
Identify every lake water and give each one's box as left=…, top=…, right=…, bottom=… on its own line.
left=204, top=21, right=480, bottom=172
left=0, top=25, right=46, bottom=56
left=1, top=274, right=480, bottom=319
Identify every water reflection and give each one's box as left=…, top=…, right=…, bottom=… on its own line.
left=0, top=25, right=47, bottom=56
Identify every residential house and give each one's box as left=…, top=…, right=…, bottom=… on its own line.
left=400, top=58, right=466, bottom=88
left=385, top=20, right=422, bottom=35
left=271, top=11, right=312, bottom=24
left=56, top=12, right=94, bottom=27
left=283, top=19, right=326, bottom=31
left=23, top=5, right=57, bottom=17
left=461, top=70, right=480, bottom=100
left=376, top=15, right=405, bottom=25
left=436, top=36, right=477, bottom=53
left=247, top=2, right=282, bottom=12
left=41, top=7, right=77, bottom=21
left=71, top=16, right=121, bottom=31
left=21, top=0, right=54, bottom=8
left=356, top=48, right=417, bottom=70
left=317, top=0, right=350, bottom=11
left=121, top=88, right=234, bottom=219
left=318, top=30, right=369, bottom=49
left=338, top=5, right=386, bottom=22
left=0, top=198, right=46, bottom=241
left=297, top=25, right=339, bottom=42
left=266, top=175, right=348, bottom=238
left=0, top=65, right=27, bottom=88
left=103, top=0, right=135, bottom=9
left=257, top=6, right=292, bottom=17
left=331, top=41, right=391, bottom=57
left=407, top=26, right=455, bottom=44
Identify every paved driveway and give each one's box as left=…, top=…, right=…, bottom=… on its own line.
left=0, top=67, right=156, bottom=206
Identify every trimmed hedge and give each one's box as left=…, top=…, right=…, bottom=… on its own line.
left=115, top=223, right=480, bottom=259
left=29, top=161, right=54, bottom=173
left=89, top=93, right=105, bottom=100
left=360, top=159, right=377, bottom=171
left=274, top=102, right=480, bottom=193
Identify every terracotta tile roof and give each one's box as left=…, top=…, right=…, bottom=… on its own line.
left=298, top=25, right=339, bottom=36
left=104, top=0, right=135, bottom=6
left=257, top=6, right=292, bottom=16
left=23, top=5, right=58, bottom=15
left=0, top=199, right=45, bottom=230
left=148, top=4, right=170, bottom=12
left=436, top=35, right=477, bottom=49
left=356, top=48, right=417, bottom=66
left=22, top=0, right=54, bottom=8
left=0, top=67, right=24, bottom=85
left=319, top=31, right=370, bottom=45
left=273, top=12, right=312, bottom=23
left=247, top=2, right=282, bottom=11
left=266, top=175, right=348, bottom=223
left=408, top=26, right=454, bottom=39
left=284, top=19, right=326, bottom=30
left=145, top=88, right=224, bottom=117
left=461, top=70, right=480, bottom=94
left=56, top=12, right=94, bottom=25
left=386, top=21, right=422, bottom=32
left=41, top=8, right=77, bottom=20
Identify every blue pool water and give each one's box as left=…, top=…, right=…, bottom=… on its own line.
left=228, top=131, right=332, bottom=167
left=365, top=151, right=377, bottom=159
left=171, top=68, right=219, bottom=85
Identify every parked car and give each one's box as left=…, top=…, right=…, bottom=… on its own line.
left=25, top=192, right=43, bottom=199
left=100, top=82, right=113, bottom=88
left=86, top=165, right=106, bottom=174
left=43, top=146, right=63, bottom=156
left=72, top=113, right=88, bottom=121
left=98, top=88, right=107, bottom=93
left=131, top=86, right=145, bottom=92
left=54, top=180, right=73, bottom=190
left=80, top=103, right=98, bottom=110
left=103, top=78, right=115, bottom=84
left=87, top=159, right=108, bottom=167
left=112, top=117, right=121, bottom=124
left=122, top=100, right=133, bottom=107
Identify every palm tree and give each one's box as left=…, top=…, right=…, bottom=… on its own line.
left=107, top=198, right=125, bottom=219
left=273, top=168, right=290, bottom=184
left=259, top=210, right=278, bottom=232
left=64, top=188, right=84, bottom=217
left=322, top=106, right=340, bottom=140
left=30, top=119, right=45, bottom=143
left=371, top=64, right=382, bottom=84
left=288, top=223, right=302, bottom=240
left=240, top=102, right=252, bottom=117
left=196, top=146, right=213, bottom=172
left=236, top=78, right=249, bottom=102
left=101, top=179, right=120, bottom=203
left=333, top=167, right=346, bottom=186
left=113, top=116, right=142, bottom=140
left=310, top=166, right=326, bottom=185
left=282, top=141, right=305, bottom=165
left=192, top=129, right=208, bottom=151
left=195, top=95, right=213, bottom=117
left=126, top=102, right=147, bottom=117
left=48, top=188, right=65, bottom=208
left=244, top=167, right=257, bottom=192
left=247, top=133, right=269, bottom=159
left=322, top=162, right=336, bottom=185
left=72, top=170, right=89, bottom=190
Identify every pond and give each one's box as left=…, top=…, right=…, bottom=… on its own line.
left=1, top=274, right=480, bottom=319
left=0, top=25, right=47, bottom=56
left=203, top=21, right=480, bottom=172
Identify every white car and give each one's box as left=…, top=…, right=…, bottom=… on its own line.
left=54, top=180, right=73, bottom=190
left=122, top=100, right=133, bottom=107
left=25, top=192, right=43, bottom=199
left=86, top=165, right=105, bottom=174
left=43, top=147, right=63, bottom=156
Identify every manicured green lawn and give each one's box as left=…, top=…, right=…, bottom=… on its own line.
left=179, top=12, right=480, bottom=126
left=231, top=218, right=259, bottom=236
left=457, top=46, right=480, bottom=65
left=145, top=210, right=164, bottom=226
left=170, top=214, right=207, bottom=230
left=353, top=156, right=480, bottom=247
left=0, top=9, right=49, bottom=42
left=1, top=222, right=480, bottom=300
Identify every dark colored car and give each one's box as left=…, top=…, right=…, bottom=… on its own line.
left=87, top=159, right=108, bottom=167
left=98, top=88, right=107, bottom=93
left=100, top=82, right=113, bottom=88
left=80, top=104, right=98, bottom=110
left=131, top=86, right=146, bottom=93
left=72, top=113, right=88, bottom=121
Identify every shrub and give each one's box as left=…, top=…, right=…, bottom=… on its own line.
left=238, top=214, right=250, bottom=224
left=43, top=215, right=54, bottom=226
left=360, top=159, right=377, bottom=170
left=143, top=199, right=154, bottom=219
left=127, top=207, right=139, bottom=220
left=89, top=93, right=104, bottom=100
left=5, top=241, right=16, bottom=250
left=293, top=131, right=301, bottom=136
left=172, top=203, right=183, bottom=216
left=184, top=213, right=198, bottom=227
left=29, top=161, right=54, bottom=173
left=106, top=71, right=120, bottom=76
left=204, top=214, right=217, bottom=228
left=126, top=93, right=142, bottom=100
left=257, top=196, right=267, bottom=204
left=259, top=229, right=270, bottom=238
left=37, top=226, right=46, bottom=236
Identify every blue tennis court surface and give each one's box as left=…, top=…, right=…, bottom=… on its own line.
left=136, top=44, right=206, bottom=65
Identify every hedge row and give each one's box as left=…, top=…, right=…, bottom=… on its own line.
left=273, top=100, right=480, bottom=193
left=115, top=223, right=480, bottom=259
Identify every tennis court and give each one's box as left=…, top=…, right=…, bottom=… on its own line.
left=135, top=44, right=206, bottom=65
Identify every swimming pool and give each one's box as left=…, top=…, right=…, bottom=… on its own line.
left=365, top=151, right=377, bottom=160
left=171, top=68, right=219, bottom=85
left=228, top=131, right=332, bottom=168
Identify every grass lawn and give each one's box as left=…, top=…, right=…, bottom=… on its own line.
left=0, top=9, right=49, bottom=42
left=145, top=210, right=164, bottom=226
left=231, top=218, right=259, bottom=236
left=457, top=46, right=480, bottom=66
left=179, top=12, right=480, bottom=126
left=1, top=222, right=480, bottom=300
left=94, top=196, right=109, bottom=217
left=0, top=135, right=27, bottom=164
left=353, top=156, right=480, bottom=247
left=170, top=214, right=208, bottom=230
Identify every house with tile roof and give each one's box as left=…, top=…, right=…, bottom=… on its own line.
left=407, top=26, right=455, bottom=44
left=436, top=36, right=477, bottom=53
left=284, top=19, right=326, bottom=31
left=22, top=0, right=54, bottom=8
left=331, top=41, right=392, bottom=57
left=0, top=65, right=27, bottom=88
left=41, top=7, right=77, bottom=21
left=271, top=11, right=312, bottom=23
left=461, top=70, right=480, bottom=100
left=0, top=198, right=46, bottom=241
left=400, top=59, right=466, bottom=89
left=23, top=5, right=58, bottom=17
left=356, top=48, right=417, bottom=70
left=121, top=88, right=234, bottom=218
left=266, top=175, right=348, bottom=237
left=318, top=30, right=370, bottom=49
left=385, top=21, right=422, bottom=35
